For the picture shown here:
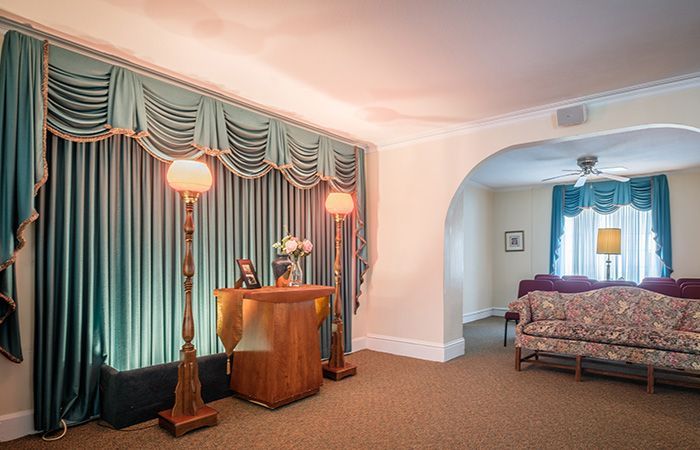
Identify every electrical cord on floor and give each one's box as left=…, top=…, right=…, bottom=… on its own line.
left=96, top=420, right=158, bottom=432
left=41, top=419, right=67, bottom=442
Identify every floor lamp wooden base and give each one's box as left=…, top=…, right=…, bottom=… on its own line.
left=322, top=325, right=357, bottom=381
left=157, top=348, right=218, bottom=437
left=158, top=406, right=218, bottom=438
left=322, top=362, right=357, bottom=381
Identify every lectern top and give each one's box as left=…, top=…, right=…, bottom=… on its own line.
left=214, top=285, right=335, bottom=303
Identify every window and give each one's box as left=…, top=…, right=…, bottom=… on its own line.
left=557, top=204, right=662, bottom=283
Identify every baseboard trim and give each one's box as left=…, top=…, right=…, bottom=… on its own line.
left=351, top=336, right=368, bottom=352
left=0, top=409, right=36, bottom=442
left=462, top=307, right=509, bottom=323
left=365, top=333, right=464, bottom=362
left=443, top=337, right=466, bottom=362
left=491, top=307, right=508, bottom=318
left=462, top=308, right=494, bottom=323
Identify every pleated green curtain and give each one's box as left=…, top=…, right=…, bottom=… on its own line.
left=35, top=133, right=356, bottom=431
left=0, top=32, right=46, bottom=363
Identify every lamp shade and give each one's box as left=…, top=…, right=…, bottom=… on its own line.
left=166, top=160, right=213, bottom=193
left=325, top=192, right=354, bottom=215
left=596, top=228, right=621, bottom=255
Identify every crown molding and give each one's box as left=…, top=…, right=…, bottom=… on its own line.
left=373, top=73, right=700, bottom=152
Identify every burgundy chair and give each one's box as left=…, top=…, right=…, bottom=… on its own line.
left=639, top=282, right=681, bottom=297
left=517, top=279, right=556, bottom=297
left=591, top=280, right=637, bottom=289
left=677, top=278, right=700, bottom=287
left=642, top=277, right=676, bottom=284
left=554, top=279, right=593, bottom=293
left=562, top=275, right=591, bottom=281
left=681, top=285, right=700, bottom=299
left=505, top=280, right=555, bottom=346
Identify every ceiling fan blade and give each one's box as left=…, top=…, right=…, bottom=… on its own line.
left=541, top=173, right=579, bottom=182
left=596, top=167, right=628, bottom=172
left=574, top=175, right=588, bottom=188
left=561, top=169, right=582, bottom=172
left=599, top=172, right=630, bottom=182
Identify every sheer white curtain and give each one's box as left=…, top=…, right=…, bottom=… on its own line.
left=557, top=204, right=662, bottom=282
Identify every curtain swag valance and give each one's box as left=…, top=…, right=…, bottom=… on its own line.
left=0, top=30, right=369, bottom=363
left=549, top=174, right=672, bottom=276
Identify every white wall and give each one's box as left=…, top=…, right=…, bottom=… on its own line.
left=490, top=186, right=552, bottom=308
left=0, top=225, right=36, bottom=439
left=364, top=80, right=700, bottom=358
left=445, top=182, right=494, bottom=319
left=667, top=169, right=700, bottom=278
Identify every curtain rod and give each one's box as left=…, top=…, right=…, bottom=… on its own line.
left=0, top=15, right=368, bottom=149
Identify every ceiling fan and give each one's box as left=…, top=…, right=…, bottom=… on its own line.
left=541, top=156, right=630, bottom=188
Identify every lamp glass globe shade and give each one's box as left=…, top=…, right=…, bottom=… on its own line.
left=325, top=192, right=354, bottom=215
left=166, top=160, right=213, bottom=193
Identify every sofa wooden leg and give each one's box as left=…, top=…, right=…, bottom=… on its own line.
left=515, top=346, right=521, bottom=372
left=575, top=355, right=582, bottom=382
left=647, top=365, right=654, bottom=394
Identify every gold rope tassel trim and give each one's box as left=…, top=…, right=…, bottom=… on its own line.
left=0, top=290, right=17, bottom=325
left=104, top=124, right=150, bottom=139
left=192, top=142, right=232, bottom=156
left=35, top=40, right=50, bottom=196
left=0, top=344, right=22, bottom=363
left=46, top=125, right=115, bottom=143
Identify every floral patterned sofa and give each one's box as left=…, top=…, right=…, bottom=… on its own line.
left=508, top=286, right=700, bottom=391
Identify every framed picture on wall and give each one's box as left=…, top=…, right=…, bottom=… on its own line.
left=505, top=231, right=524, bottom=252
left=236, top=258, right=262, bottom=289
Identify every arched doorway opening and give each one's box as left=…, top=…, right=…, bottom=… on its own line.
left=444, top=125, right=700, bottom=352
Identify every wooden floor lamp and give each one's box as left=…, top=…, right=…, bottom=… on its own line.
left=158, top=160, right=218, bottom=437
left=322, top=192, right=357, bottom=380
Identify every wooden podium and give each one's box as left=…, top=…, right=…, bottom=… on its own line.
left=214, top=285, right=333, bottom=408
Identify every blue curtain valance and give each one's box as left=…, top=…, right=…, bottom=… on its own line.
left=549, top=175, right=672, bottom=276
left=46, top=43, right=359, bottom=191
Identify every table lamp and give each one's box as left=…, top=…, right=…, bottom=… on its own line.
left=597, top=228, right=621, bottom=281
left=322, top=192, right=357, bottom=380
left=158, top=160, right=218, bottom=437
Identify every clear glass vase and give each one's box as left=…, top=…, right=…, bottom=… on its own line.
left=289, top=255, right=304, bottom=287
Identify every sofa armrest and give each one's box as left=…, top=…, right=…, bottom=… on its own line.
left=508, top=296, right=531, bottom=344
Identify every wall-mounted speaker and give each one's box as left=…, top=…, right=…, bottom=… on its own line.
left=556, top=104, right=587, bottom=127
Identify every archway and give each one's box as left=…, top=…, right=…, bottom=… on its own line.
left=444, top=124, right=700, bottom=351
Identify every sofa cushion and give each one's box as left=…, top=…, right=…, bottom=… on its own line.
left=523, top=320, right=700, bottom=355
left=563, top=287, right=688, bottom=329
left=631, top=291, right=688, bottom=330
left=679, top=300, right=700, bottom=333
left=528, top=291, right=565, bottom=321
left=564, top=288, right=638, bottom=327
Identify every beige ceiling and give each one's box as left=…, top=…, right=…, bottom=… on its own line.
left=3, top=1, right=700, bottom=146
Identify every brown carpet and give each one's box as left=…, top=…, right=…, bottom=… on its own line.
left=9, top=317, right=700, bottom=449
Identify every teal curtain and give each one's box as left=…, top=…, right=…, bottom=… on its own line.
left=549, top=175, right=672, bottom=276
left=0, top=31, right=46, bottom=362
left=1, top=30, right=368, bottom=365
left=35, top=133, right=355, bottom=431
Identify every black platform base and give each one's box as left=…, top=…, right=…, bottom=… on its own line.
left=100, top=353, right=231, bottom=429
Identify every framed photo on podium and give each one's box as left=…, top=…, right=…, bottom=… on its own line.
left=236, top=258, right=262, bottom=289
